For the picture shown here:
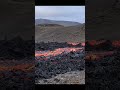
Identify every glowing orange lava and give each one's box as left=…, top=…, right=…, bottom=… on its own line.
left=68, top=42, right=80, bottom=46
left=67, top=42, right=85, bottom=46
left=81, top=43, right=85, bottom=46
left=35, top=47, right=83, bottom=57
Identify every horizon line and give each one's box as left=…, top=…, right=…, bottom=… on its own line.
left=35, top=18, right=85, bottom=23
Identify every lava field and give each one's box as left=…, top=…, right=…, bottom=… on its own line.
left=0, top=60, right=34, bottom=90
left=0, top=38, right=34, bottom=90
left=86, top=40, right=120, bottom=89
left=35, top=42, right=85, bottom=83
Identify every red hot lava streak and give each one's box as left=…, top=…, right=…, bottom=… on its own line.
left=81, top=43, right=85, bottom=46
left=35, top=47, right=83, bottom=57
left=68, top=42, right=85, bottom=46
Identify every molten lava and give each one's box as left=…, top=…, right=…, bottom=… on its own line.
left=81, top=43, right=85, bottom=46
left=68, top=42, right=85, bottom=46
left=68, top=42, right=80, bottom=46
left=35, top=47, right=83, bottom=57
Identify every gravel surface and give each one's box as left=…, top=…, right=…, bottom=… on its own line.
left=36, top=70, right=85, bottom=84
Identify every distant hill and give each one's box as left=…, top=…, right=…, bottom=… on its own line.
left=35, top=19, right=81, bottom=27
left=35, top=24, right=85, bottom=43
left=36, top=24, right=64, bottom=27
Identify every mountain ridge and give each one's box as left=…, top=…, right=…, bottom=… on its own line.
left=35, top=24, right=85, bottom=43
left=35, top=18, right=82, bottom=27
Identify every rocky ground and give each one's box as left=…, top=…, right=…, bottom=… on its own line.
left=36, top=70, right=85, bottom=84
left=0, top=59, right=34, bottom=90
left=86, top=52, right=120, bottom=89
left=35, top=42, right=85, bottom=84
left=35, top=42, right=82, bottom=51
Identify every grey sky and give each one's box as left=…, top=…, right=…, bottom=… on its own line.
left=35, top=6, right=85, bottom=23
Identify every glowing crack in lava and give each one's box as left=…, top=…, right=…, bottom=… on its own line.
left=35, top=47, right=83, bottom=57
left=68, top=42, right=80, bottom=46
left=81, top=43, right=85, bottom=46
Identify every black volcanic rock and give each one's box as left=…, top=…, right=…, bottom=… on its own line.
left=35, top=47, right=85, bottom=80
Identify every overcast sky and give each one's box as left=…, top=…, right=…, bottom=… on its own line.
left=35, top=6, right=85, bottom=23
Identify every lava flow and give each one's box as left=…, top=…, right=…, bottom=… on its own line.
left=86, top=51, right=114, bottom=60
left=68, top=42, right=85, bottom=46
left=35, top=47, right=83, bottom=57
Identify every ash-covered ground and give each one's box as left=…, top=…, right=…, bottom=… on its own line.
left=35, top=42, right=85, bottom=84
